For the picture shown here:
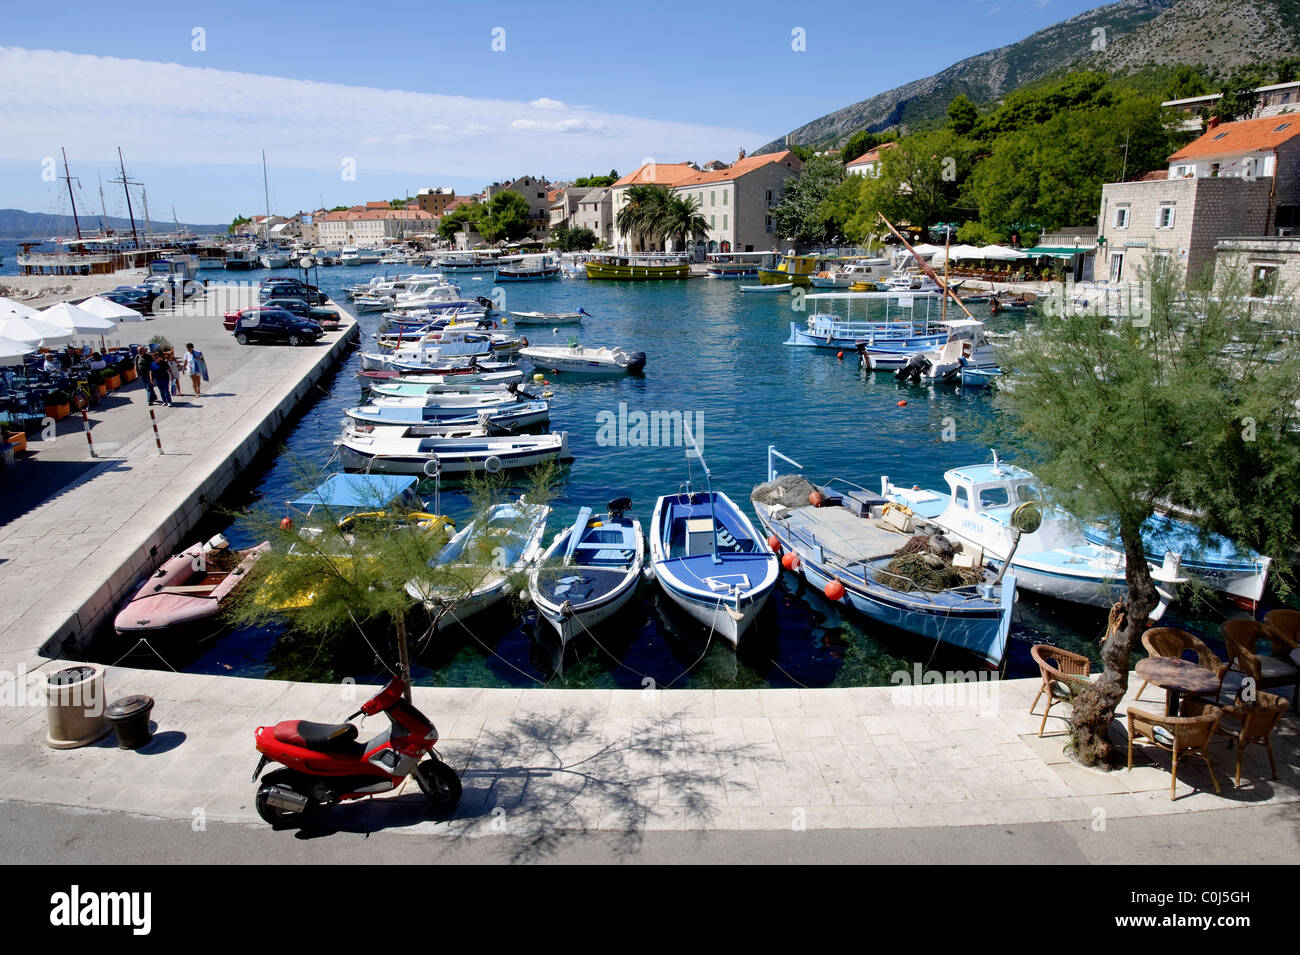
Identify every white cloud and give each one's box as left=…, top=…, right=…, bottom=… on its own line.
left=0, top=47, right=766, bottom=180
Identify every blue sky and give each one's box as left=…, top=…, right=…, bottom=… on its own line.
left=1, top=0, right=1105, bottom=225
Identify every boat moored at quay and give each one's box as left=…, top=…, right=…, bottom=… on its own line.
left=585, top=252, right=690, bottom=280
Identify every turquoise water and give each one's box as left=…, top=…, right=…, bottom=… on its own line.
left=94, top=261, right=1123, bottom=686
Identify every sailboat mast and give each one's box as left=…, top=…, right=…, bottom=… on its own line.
left=940, top=232, right=950, bottom=324
left=262, top=150, right=271, bottom=239
left=97, top=172, right=108, bottom=234
left=141, top=187, right=153, bottom=239
left=61, top=148, right=83, bottom=241
left=118, top=147, right=140, bottom=250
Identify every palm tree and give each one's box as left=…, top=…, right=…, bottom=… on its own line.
left=615, top=184, right=671, bottom=251
left=661, top=194, right=709, bottom=254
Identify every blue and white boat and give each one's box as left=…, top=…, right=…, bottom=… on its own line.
left=529, top=498, right=645, bottom=664
left=405, top=498, right=550, bottom=629
left=1080, top=513, right=1270, bottom=610
left=649, top=448, right=778, bottom=646
left=880, top=454, right=1183, bottom=618
left=752, top=447, right=1017, bottom=668
left=345, top=398, right=550, bottom=430
left=785, top=292, right=946, bottom=350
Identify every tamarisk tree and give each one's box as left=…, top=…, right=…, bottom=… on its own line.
left=994, top=258, right=1300, bottom=765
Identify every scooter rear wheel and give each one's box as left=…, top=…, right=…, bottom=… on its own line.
left=414, top=758, right=462, bottom=812
left=255, top=769, right=318, bottom=830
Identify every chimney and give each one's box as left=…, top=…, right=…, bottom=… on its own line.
left=737, top=147, right=746, bottom=161
left=1207, top=115, right=1222, bottom=131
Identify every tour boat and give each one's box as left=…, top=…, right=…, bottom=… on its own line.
left=528, top=498, right=645, bottom=666
left=880, top=455, right=1183, bottom=617
left=338, top=430, right=570, bottom=476
left=405, top=498, right=551, bottom=629
left=785, top=292, right=947, bottom=350
left=114, top=535, right=270, bottom=635
left=520, top=343, right=646, bottom=375
left=752, top=447, right=1017, bottom=668
left=495, top=255, right=561, bottom=281
left=224, top=247, right=259, bottom=270
left=585, top=253, right=690, bottom=280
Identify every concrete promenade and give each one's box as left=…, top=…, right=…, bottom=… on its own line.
left=0, top=284, right=357, bottom=663
left=0, top=664, right=1294, bottom=850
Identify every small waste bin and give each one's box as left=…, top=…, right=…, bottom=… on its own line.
left=44, top=664, right=110, bottom=749
left=105, top=695, right=155, bottom=750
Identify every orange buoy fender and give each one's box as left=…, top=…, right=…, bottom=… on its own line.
left=767, top=535, right=782, bottom=553
left=824, top=579, right=845, bottom=601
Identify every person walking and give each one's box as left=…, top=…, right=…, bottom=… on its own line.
left=166, top=350, right=182, bottom=398
left=182, top=343, right=207, bottom=397
left=137, top=347, right=159, bottom=405
left=149, top=352, right=173, bottom=407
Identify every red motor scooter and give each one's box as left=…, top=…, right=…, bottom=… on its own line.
left=252, top=676, right=461, bottom=828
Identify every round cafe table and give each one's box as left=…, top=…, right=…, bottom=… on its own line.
left=1135, top=657, right=1221, bottom=716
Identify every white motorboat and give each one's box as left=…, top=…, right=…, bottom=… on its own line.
left=880, top=454, right=1182, bottom=617
left=521, top=343, right=645, bottom=375
left=338, top=430, right=570, bottom=476
left=886, top=319, right=1000, bottom=382
left=405, top=498, right=551, bottom=629
left=367, top=370, right=526, bottom=396
left=740, top=283, right=793, bottom=293
left=808, top=258, right=893, bottom=289
left=345, top=399, right=550, bottom=430
left=508, top=309, right=587, bottom=326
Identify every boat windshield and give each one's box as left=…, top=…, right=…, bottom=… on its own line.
left=1014, top=483, right=1044, bottom=503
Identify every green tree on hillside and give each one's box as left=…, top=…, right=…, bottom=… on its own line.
left=838, top=129, right=974, bottom=242
left=946, top=94, right=978, bottom=135
left=228, top=215, right=251, bottom=234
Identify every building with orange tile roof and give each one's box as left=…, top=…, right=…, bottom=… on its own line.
left=670, top=150, right=804, bottom=254
left=316, top=207, right=439, bottom=247
left=846, top=141, right=898, bottom=177
left=1096, top=116, right=1300, bottom=285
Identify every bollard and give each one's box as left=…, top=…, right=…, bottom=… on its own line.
left=148, top=406, right=164, bottom=453
left=79, top=408, right=96, bottom=458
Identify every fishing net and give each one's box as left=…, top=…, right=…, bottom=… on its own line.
left=750, top=475, right=820, bottom=509
left=878, top=535, right=984, bottom=592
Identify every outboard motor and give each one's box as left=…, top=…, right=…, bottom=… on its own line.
left=895, top=353, right=929, bottom=383
left=476, top=296, right=495, bottom=310
left=608, top=497, right=633, bottom=519
left=624, top=351, right=648, bottom=373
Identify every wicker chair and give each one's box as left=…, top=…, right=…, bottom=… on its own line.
left=1214, top=691, right=1290, bottom=788
left=1262, top=609, right=1300, bottom=663
left=1136, top=627, right=1228, bottom=703
left=1222, top=619, right=1300, bottom=705
left=1126, top=704, right=1223, bottom=800
left=1030, top=645, right=1092, bottom=737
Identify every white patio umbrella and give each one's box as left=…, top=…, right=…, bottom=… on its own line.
left=0, top=314, right=75, bottom=348
left=975, top=244, right=1027, bottom=260
left=0, top=296, right=41, bottom=319
left=78, top=295, right=147, bottom=323
left=41, top=302, right=117, bottom=335
left=0, top=334, right=35, bottom=367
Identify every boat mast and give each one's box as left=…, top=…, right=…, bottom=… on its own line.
left=115, top=148, right=140, bottom=250
left=141, top=187, right=153, bottom=240
left=97, top=172, right=108, bottom=234
left=262, top=150, right=271, bottom=242
left=940, top=231, right=950, bottom=325
left=877, top=213, right=972, bottom=320
left=60, top=148, right=83, bottom=242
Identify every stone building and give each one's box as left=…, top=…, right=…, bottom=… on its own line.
left=672, top=150, right=804, bottom=254
left=610, top=162, right=701, bottom=250
left=1096, top=116, right=1300, bottom=284
left=573, top=188, right=613, bottom=245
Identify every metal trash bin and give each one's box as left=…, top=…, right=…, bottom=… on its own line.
left=105, top=695, right=155, bottom=750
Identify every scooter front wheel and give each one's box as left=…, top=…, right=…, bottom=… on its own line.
left=414, top=758, right=462, bottom=812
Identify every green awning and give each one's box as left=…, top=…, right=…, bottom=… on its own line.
left=1020, top=246, right=1085, bottom=258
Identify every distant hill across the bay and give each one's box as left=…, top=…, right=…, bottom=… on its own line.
left=0, top=208, right=228, bottom=240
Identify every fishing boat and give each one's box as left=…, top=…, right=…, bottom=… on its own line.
left=880, top=454, right=1183, bottom=618
left=507, top=309, right=588, bottom=325
left=528, top=498, right=645, bottom=666
left=338, top=430, right=569, bottom=476
left=520, top=343, right=646, bottom=375
left=649, top=444, right=777, bottom=646
left=114, top=535, right=270, bottom=636
left=585, top=252, right=690, bottom=280
left=367, top=369, right=526, bottom=396
left=751, top=447, right=1018, bottom=668
left=757, top=253, right=822, bottom=287
left=704, top=252, right=770, bottom=278
left=345, top=399, right=550, bottom=431
left=1080, top=514, right=1270, bottom=611
left=224, top=247, right=258, bottom=270
left=808, top=258, right=893, bottom=289
left=406, top=498, right=551, bottom=629
left=959, top=366, right=1002, bottom=388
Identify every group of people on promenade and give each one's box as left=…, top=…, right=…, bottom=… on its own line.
left=132, top=343, right=209, bottom=407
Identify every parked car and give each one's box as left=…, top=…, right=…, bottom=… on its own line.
left=258, top=280, right=325, bottom=306
left=102, top=291, right=153, bottom=315
left=262, top=297, right=339, bottom=326
left=232, top=308, right=324, bottom=346
left=224, top=306, right=278, bottom=331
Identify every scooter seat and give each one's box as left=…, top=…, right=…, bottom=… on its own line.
left=273, top=719, right=361, bottom=751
